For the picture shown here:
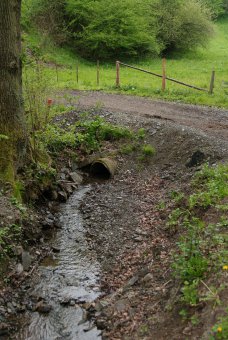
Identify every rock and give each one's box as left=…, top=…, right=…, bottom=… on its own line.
left=43, top=218, right=54, bottom=228
left=183, top=326, right=192, bottom=335
left=114, top=299, right=129, bottom=312
left=52, top=246, right=61, bottom=253
left=51, top=190, right=58, bottom=201
left=186, top=150, right=205, bottom=167
left=60, top=173, right=66, bottom=180
left=141, top=273, right=153, bottom=283
left=69, top=300, right=75, bottom=306
left=58, top=191, right=68, bottom=202
left=16, top=263, right=24, bottom=275
left=35, top=301, right=52, bottom=314
left=22, top=251, right=32, bottom=271
left=0, top=322, right=9, bottom=336
left=124, top=275, right=139, bottom=290
left=69, top=172, right=83, bottom=185
left=96, top=318, right=107, bottom=330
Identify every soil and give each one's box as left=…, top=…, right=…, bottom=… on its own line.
left=1, top=91, right=228, bottom=339
left=66, top=90, right=228, bottom=143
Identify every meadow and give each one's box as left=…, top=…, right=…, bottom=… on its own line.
left=23, top=16, right=228, bottom=108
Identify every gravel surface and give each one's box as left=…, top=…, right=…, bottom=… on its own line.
left=67, top=90, right=228, bottom=142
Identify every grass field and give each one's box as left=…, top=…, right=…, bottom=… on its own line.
left=23, top=16, right=228, bottom=108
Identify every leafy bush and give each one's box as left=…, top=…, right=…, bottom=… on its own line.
left=65, top=0, right=158, bottom=59
left=189, top=163, right=228, bottom=208
left=25, top=0, right=215, bottom=59
left=202, top=0, right=228, bottom=18
left=151, top=0, right=214, bottom=52
left=23, top=0, right=68, bottom=44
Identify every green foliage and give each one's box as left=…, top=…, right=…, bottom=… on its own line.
left=189, top=163, right=228, bottom=208
left=211, top=309, right=228, bottom=339
left=170, top=163, right=228, bottom=308
left=0, top=224, right=22, bottom=260
left=202, top=0, right=227, bottom=18
left=181, top=279, right=200, bottom=306
left=141, top=144, right=156, bottom=156
left=23, top=0, right=68, bottom=44
left=37, top=116, right=135, bottom=154
left=25, top=0, right=215, bottom=59
left=151, top=0, right=214, bottom=52
left=0, top=134, right=9, bottom=140
left=65, top=0, right=158, bottom=59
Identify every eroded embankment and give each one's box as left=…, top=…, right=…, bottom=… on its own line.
left=1, top=106, right=227, bottom=339
left=75, top=109, right=228, bottom=340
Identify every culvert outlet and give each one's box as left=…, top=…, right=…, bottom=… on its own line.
left=91, top=158, right=117, bottom=179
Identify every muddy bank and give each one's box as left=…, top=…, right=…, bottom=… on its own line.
left=1, top=101, right=227, bottom=339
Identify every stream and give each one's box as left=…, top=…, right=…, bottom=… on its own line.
left=18, top=186, right=102, bottom=340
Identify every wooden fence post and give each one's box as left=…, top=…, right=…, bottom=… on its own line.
left=162, top=58, right=166, bottom=91
left=76, top=64, right=79, bottom=84
left=116, top=61, right=120, bottom=87
left=209, top=70, right=215, bottom=94
left=97, top=60, right=100, bottom=86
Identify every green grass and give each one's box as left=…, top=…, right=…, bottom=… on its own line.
left=23, top=17, right=228, bottom=108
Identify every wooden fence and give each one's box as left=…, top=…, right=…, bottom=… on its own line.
left=53, top=59, right=215, bottom=94
left=116, top=59, right=215, bottom=94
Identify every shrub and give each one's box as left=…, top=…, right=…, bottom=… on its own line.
left=150, top=0, right=214, bottom=53
left=65, top=0, right=159, bottom=59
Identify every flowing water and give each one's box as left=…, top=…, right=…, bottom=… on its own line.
left=18, top=186, right=102, bottom=340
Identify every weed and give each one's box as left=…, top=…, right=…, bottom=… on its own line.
left=10, top=197, right=27, bottom=214
left=189, top=163, right=228, bottom=209
left=170, top=163, right=228, bottom=312
left=211, top=308, right=228, bottom=339
left=180, top=279, right=200, bottom=306
left=170, top=190, right=185, bottom=203
left=179, top=308, right=189, bottom=321
left=157, top=200, right=166, bottom=210
left=0, top=224, right=22, bottom=260
left=141, top=144, right=156, bottom=156
left=190, top=315, right=200, bottom=326
left=120, top=144, right=136, bottom=155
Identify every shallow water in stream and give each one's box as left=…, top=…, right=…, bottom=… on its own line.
left=18, top=186, right=102, bottom=340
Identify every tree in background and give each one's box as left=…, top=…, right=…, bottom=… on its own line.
left=150, top=0, right=214, bottom=53
left=65, top=0, right=158, bottom=59
left=0, top=0, right=27, bottom=184
left=22, top=0, right=215, bottom=60
left=202, top=0, right=228, bottom=18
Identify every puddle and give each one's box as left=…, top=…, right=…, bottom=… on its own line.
left=17, top=186, right=102, bottom=340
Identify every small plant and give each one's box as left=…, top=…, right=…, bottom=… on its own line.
left=211, top=309, right=228, bottom=339
left=170, top=163, right=228, bottom=314
left=10, top=197, right=27, bottom=214
left=120, top=143, right=136, bottom=155
left=0, top=224, right=22, bottom=260
left=189, top=163, right=228, bottom=209
left=0, top=134, right=9, bottom=140
left=179, top=308, right=189, bottom=321
left=181, top=280, right=200, bottom=306
left=141, top=144, right=156, bottom=156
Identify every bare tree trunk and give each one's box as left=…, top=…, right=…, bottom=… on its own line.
left=0, top=0, right=27, bottom=184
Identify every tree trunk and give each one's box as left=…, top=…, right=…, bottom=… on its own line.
left=0, top=0, right=27, bottom=184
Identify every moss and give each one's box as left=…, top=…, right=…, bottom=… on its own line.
left=13, top=181, right=24, bottom=202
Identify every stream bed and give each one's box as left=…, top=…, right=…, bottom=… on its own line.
left=18, top=186, right=102, bottom=340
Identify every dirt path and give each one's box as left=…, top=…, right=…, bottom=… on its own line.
left=67, top=90, right=228, bottom=142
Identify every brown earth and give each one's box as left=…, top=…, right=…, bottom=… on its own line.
left=1, top=91, right=228, bottom=339
left=66, top=90, right=228, bottom=143
left=62, top=92, right=228, bottom=339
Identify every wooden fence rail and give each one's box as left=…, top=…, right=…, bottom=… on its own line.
left=116, top=60, right=213, bottom=93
